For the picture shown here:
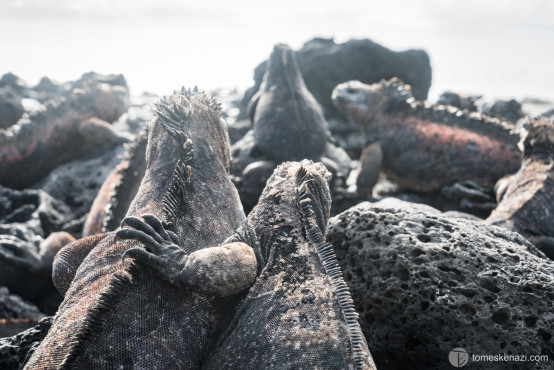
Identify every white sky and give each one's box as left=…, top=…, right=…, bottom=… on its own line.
left=1, top=0, right=553, bottom=101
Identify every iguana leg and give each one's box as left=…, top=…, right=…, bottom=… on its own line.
left=356, top=143, right=382, bottom=197
left=52, top=232, right=109, bottom=296
left=115, top=215, right=257, bottom=297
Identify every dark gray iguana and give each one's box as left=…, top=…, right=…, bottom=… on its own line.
left=204, top=160, right=376, bottom=369
left=332, top=78, right=522, bottom=196
left=118, top=160, right=376, bottom=368
left=232, top=44, right=351, bottom=211
left=24, top=88, right=255, bottom=368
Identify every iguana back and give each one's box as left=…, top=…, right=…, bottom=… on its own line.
left=205, top=161, right=376, bottom=369
left=25, top=88, right=246, bottom=368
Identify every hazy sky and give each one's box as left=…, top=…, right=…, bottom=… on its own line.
left=1, top=0, right=553, bottom=101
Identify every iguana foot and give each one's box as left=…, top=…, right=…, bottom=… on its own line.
left=115, top=215, right=186, bottom=285
left=115, top=214, right=257, bottom=296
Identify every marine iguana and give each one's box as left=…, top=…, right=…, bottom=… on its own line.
left=24, top=88, right=255, bottom=368
left=82, top=129, right=148, bottom=237
left=487, top=117, right=554, bottom=259
left=232, top=44, right=351, bottom=211
left=204, top=160, right=376, bottom=369
left=332, top=78, right=522, bottom=196
left=0, top=80, right=130, bottom=189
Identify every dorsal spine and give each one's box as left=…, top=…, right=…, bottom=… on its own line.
left=296, top=167, right=369, bottom=370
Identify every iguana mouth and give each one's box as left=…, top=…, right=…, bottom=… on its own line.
left=332, top=81, right=377, bottom=128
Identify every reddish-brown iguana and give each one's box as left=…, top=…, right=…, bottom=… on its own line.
left=332, top=78, right=522, bottom=196
left=82, top=129, right=148, bottom=237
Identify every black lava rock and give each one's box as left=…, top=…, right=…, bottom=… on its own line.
left=327, top=199, right=553, bottom=370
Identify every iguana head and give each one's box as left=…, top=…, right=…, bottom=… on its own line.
left=128, top=87, right=237, bottom=227
left=148, top=88, right=231, bottom=172
left=249, top=43, right=328, bottom=163
left=332, top=78, right=413, bottom=129
left=248, top=160, right=332, bottom=254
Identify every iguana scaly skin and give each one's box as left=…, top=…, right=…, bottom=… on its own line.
left=205, top=160, right=376, bottom=369
left=0, top=80, right=130, bottom=189
left=332, top=78, right=522, bottom=195
left=487, top=117, right=554, bottom=259
left=24, top=88, right=254, bottom=368
left=82, top=129, right=148, bottom=237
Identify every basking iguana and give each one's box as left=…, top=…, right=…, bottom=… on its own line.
left=203, top=160, right=376, bottom=369
left=24, top=88, right=255, bottom=368
left=332, top=78, right=522, bottom=196
left=119, top=160, right=376, bottom=368
left=232, top=43, right=351, bottom=211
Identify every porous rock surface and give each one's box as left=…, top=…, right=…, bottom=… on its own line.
left=0, top=316, right=52, bottom=370
left=327, top=199, right=554, bottom=369
left=483, top=98, right=525, bottom=124
left=0, top=185, right=72, bottom=239
left=0, top=186, right=72, bottom=313
left=437, top=91, right=479, bottom=112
